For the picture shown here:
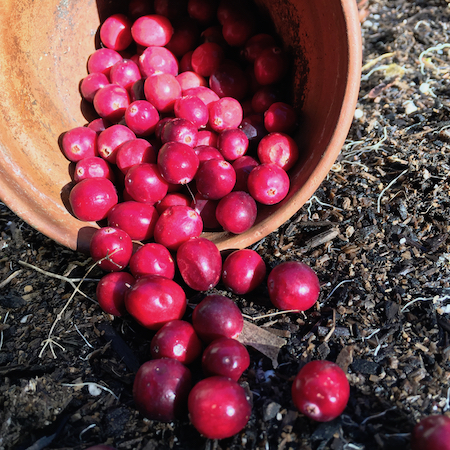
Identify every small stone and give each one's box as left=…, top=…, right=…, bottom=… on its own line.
left=263, top=401, right=281, bottom=421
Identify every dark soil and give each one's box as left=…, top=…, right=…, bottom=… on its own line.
left=2, top=1, right=450, bottom=449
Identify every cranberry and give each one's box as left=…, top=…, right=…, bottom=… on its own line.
left=100, top=13, right=133, bottom=51
left=154, top=0, right=188, bottom=19
left=139, top=46, right=179, bottom=78
left=202, top=337, right=250, bottom=380
left=200, top=24, right=228, bottom=48
left=192, top=294, right=243, bottom=343
left=90, top=226, right=133, bottom=272
left=62, top=126, right=98, bottom=162
left=109, top=59, right=141, bottom=91
left=129, top=78, right=146, bottom=102
left=153, top=205, right=203, bottom=251
left=157, top=141, right=199, bottom=185
left=80, top=73, right=110, bottom=103
left=160, top=118, right=198, bottom=147
left=254, top=46, right=289, bottom=85
left=133, top=358, right=192, bottom=421
left=184, top=86, right=219, bottom=106
left=180, top=50, right=194, bottom=72
left=124, top=163, right=169, bottom=204
left=267, top=261, right=320, bottom=311
left=188, top=376, right=251, bottom=439
left=156, top=192, right=191, bottom=215
left=193, top=145, right=224, bottom=164
left=165, top=17, right=200, bottom=57
left=87, top=48, right=122, bottom=76
left=196, top=130, right=218, bottom=147
left=191, top=42, right=224, bottom=77
left=176, top=237, right=222, bottom=291
left=221, top=13, right=255, bottom=47
left=239, top=114, right=268, bottom=150
left=195, top=159, right=236, bottom=200
left=107, top=201, right=159, bottom=241
left=131, top=14, right=174, bottom=47
left=150, top=319, right=202, bottom=365
left=232, top=155, right=259, bottom=192
left=115, top=138, right=157, bottom=174
left=251, top=85, right=281, bottom=114
left=187, top=0, right=218, bottom=25
left=96, top=271, right=135, bottom=316
left=174, top=95, right=209, bottom=129
left=411, top=415, right=450, bottom=450
left=215, top=191, right=257, bottom=234
left=73, top=156, right=115, bottom=183
left=208, top=97, right=243, bottom=132
left=93, top=84, right=130, bottom=123
left=292, top=360, right=350, bottom=422
left=222, top=249, right=266, bottom=294
left=129, top=242, right=175, bottom=279
left=209, top=62, right=249, bottom=100
left=191, top=194, right=221, bottom=230
left=176, top=71, right=207, bottom=92
left=97, top=124, right=136, bottom=164
left=128, top=0, right=154, bottom=20
left=87, top=118, right=112, bottom=134
left=242, top=33, right=276, bottom=63
left=69, top=178, right=118, bottom=222
left=155, top=117, right=174, bottom=142
left=264, top=101, right=297, bottom=133
left=125, top=275, right=187, bottom=330
left=217, top=128, right=248, bottom=161
left=247, top=163, right=290, bottom=205
left=124, top=100, right=160, bottom=137
left=257, top=132, right=299, bottom=171
left=144, top=73, right=181, bottom=113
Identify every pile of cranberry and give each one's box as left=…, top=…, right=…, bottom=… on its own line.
left=61, top=0, right=352, bottom=443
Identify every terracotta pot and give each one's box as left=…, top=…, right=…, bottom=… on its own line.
left=0, top=0, right=361, bottom=253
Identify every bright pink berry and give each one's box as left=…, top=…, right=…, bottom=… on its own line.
left=125, top=275, right=187, bottom=330
left=264, top=101, right=297, bottom=133
left=184, top=86, right=219, bottom=106
left=193, top=145, right=224, bottom=164
left=156, top=192, right=191, bottom=215
left=139, top=46, right=179, bottom=78
left=124, top=100, right=160, bottom=136
left=144, top=73, right=181, bottom=113
left=215, top=191, right=257, bottom=234
left=62, top=126, right=98, bottom=162
left=188, top=376, right=251, bottom=439
left=291, top=360, right=350, bottom=422
left=96, top=271, right=135, bottom=316
left=267, top=261, right=320, bottom=311
left=247, top=163, right=290, bottom=205
left=411, top=415, right=450, bottom=450
left=217, top=128, right=248, bottom=161
left=87, top=118, right=112, bottom=134
left=109, top=59, right=141, bottom=91
left=160, top=118, right=198, bottom=148
left=100, top=14, right=133, bottom=51
left=124, top=163, right=169, bottom=204
left=176, top=71, right=207, bottom=92
left=208, top=97, right=243, bottom=132
left=157, top=141, right=199, bottom=184
left=174, top=95, right=209, bottom=128
left=87, top=48, right=122, bottom=76
left=196, top=130, right=218, bottom=147
left=93, top=84, right=130, bottom=123
left=150, top=320, right=202, bottom=365
left=115, top=138, right=157, bottom=174
left=129, top=243, right=175, bottom=279
left=97, top=124, right=136, bottom=164
left=191, top=42, right=224, bottom=77
left=73, top=156, right=115, bottom=183
left=195, top=159, right=236, bottom=200
left=80, top=72, right=110, bottom=103
left=131, top=14, right=174, bottom=47
left=257, top=132, right=299, bottom=171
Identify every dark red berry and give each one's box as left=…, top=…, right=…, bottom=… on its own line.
left=96, top=271, right=135, bottom=316
left=215, top=191, right=257, bottom=234
left=129, top=243, right=175, bottom=279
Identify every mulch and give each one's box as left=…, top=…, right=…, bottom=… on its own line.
left=2, top=0, right=450, bottom=449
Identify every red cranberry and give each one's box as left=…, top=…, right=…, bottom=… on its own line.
left=176, top=71, right=207, bottom=92
left=157, top=141, right=199, bottom=184
left=209, top=62, right=249, bottom=101
left=150, top=319, right=202, bottom=365
left=192, top=294, right=243, bottom=343
left=174, top=95, right=209, bottom=129
left=193, top=145, right=224, bottom=164
left=131, top=14, right=174, bottom=47
left=188, top=376, right=251, bottom=439
left=208, top=97, right=243, bottom=132
left=176, top=237, right=222, bottom=291
left=87, top=48, right=122, bottom=76
left=96, top=271, right=135, bottom=316
left=80, top=73, right=110, bottom=103
left=257, top=132, right=299, bottom=171
left=251, top=85, right=281, bottom=114
left=202, top=337, right=250, bottom=380
left=107, top=201, right=159, bottom=241
left=411, top=415, right=450, bottom=450
left=124, top=100, right=160, bottom=136
left=69, top=178, right=118, bottom=222
left=187, top=0, right=218, bottom=25
left=128, top=0, right=154, bottom=20
left=232, top=155, right=259, bottom=192
left=184, top=86, right=219, bottom=106
left=247, top=163, right=290, bottom=205
left=139, top=46, right=179, bottom=78
left=165, top=17, right=200, bottom=57
left=115, top=138, right=157, bottom=174
left=97, top=124, right=136, bottom=164
left=221, top=13, right=255, bottom=47
left=254, top=46, right=289, bottom=85
left=93, top=84, right=130, bottom=123
left=160, top=118, right=199, bottom=147
left=100, top=14, right=133, bottom=51
left=215, top=191, right=257, bottom=234
left=156, top=192, right=191, bottom=215
left=129, top=78, right=146, bottom=102
left=222, top=249, right=266, bottom=294
left=62, top=126, right=98, bottom=162
left=153, top=205, right=203, bottom=251
left=239, top=114, right=268, bottom=150
left=109, top=59, right=141, bottom=91
left=73, top=156, right=115, bottom=183
left=292, top=360, right=350, bottom=422
left=196, top=130, right=218, bottom=147
left=200, top=24, right=228, bottom=48
left=180, top=50, right=194, bottom=72
left=124, top=163, right=169, bottom=204
left=267, top=261, right=320, bottom=311
left=217, top=128, right=248, bottom=161
left=195, top=159, right=236, bottom=200
left=90, top=226, right=133, bottom=272
left=125, top=275, right=187, bottom=329
left=242, top=33, right=276, bottom=63
left=87, top=118, right=112, bottom=134
left=264, top=101, right=297, bottom=133
left=191, top=194, right=220, bottom=230
left=144, top=73, right=181, bottom=113
left=191, top=42, right=224, bottom=77
left=129, top=243, right=175, bottom=279
left=154, top=0, right=188, bottom=19
left=133, top=358, right=192, bottom=421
